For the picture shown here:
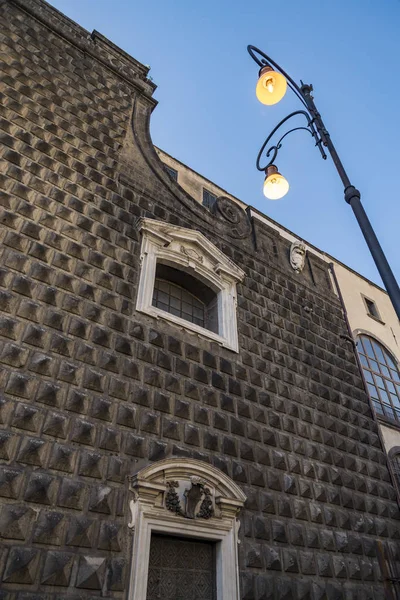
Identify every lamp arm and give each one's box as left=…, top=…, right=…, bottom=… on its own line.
left=248, top=45, right=400, bottom=322
left=256, top=110, right=326, bottom=171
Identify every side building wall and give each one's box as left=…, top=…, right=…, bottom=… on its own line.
left=333, top=262, right=400, bottom=474
left=0, top=1, right=399, bottom=599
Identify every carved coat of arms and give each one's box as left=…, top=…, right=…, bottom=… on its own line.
left=165, top=477, right=214, bottom=519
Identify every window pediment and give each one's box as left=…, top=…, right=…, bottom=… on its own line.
left=137, top=218, right=245, bottom=285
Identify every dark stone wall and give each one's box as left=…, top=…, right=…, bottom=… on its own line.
left=0, top=1, right=399, bottom=598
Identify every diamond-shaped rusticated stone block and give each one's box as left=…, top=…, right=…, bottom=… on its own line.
left=43, top=412, right=69, bottom=439
left=70, top=418, right=96, bottom=446
left=0, top=342, right=29, bottom=368
left=0, top=396, right=13, bottom=425
left=41, top=550, right=75, bottom=586
left=22, top=324, right=47, bottom=347
left=3, top=547, right=40, bottom=584
left=107, top=557, right=127, bottom=591
left=36, top=380, right=64, bottom=407
left=28, top=351, right=56, bottom=377
left=24, top=472, right=58, bottom=505
left=58, top=361, right=82, bottom=385
left=49, top=443, right=77, bottom=473
left=89, top=484, right=114, bottom=514
left=58, top=478, right=86, bottom=510
left=240, top=572, right=255, bottom=600
left=0, top=430, right=17, bottom=461
left=109, top=376, right=129, bottom=400
left=90, top=397, right=113, bottom=421
left=78, top=450, right=104, bottom=478
left=0, top=466, right=24, bottom=499
left=245, top=543, right=263, bottom=569
left=66, top=516, right=96, bottom=547
left=0, top=504, right=35, bottom=540
left=33, top=511, right=65, bottom=545
left=99, top=426, right=120, bottom=451
left=116, top=403, right=136, bottom=429
left=76, top=555, right=106, bottom=590
left=11, top=403, right=42, bottom=433
left=5, top=372, right=36, bottom=398
left=17, top=437, right=48, bottom=467
left=83, top=367, right=105, bottom=392
left=98, top=521, right=122, bottom=551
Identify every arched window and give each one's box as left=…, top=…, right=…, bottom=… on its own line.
left=356, top=334, right=400, bottom=422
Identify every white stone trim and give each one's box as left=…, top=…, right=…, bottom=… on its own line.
left=128, top=458, right=246, bottom=600
left=135, top=218, right=245, bottom=352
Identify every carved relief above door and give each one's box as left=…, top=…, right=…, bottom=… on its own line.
left=128, top=458, right=246, bottom=600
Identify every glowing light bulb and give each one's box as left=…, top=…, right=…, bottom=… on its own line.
left=256, top=66, right=287, bottom=105
left=263, top=165, right=289, bottom=200
left=265, top=77, right=275, bottom=94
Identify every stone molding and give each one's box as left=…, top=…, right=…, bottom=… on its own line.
left=128, top=458, right=246, bottom=600
left=135, top=218, right=245, bottom=351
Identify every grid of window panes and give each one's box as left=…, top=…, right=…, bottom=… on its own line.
left=202, top=189, right=217, bottom=210
left=357, top=335, right=400, bottom=422
left=152, top=279, right=205, bottom=327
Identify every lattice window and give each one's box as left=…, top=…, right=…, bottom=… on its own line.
left=202, top=188, right=217, bottom=210
left=356, top=335, right=400, bottom=422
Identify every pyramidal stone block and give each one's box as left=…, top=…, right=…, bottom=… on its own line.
left=66, top=516, right=95, bottom=547
left=0, top=466, right=23, bottom=499
left=89, top=484, right=113, bottom=514
left=58, top=478, right=85, bottom=510
left=41, top=551, right=74, bottom=586
left=11, top=403, right=41, bottom=432
left=3, top=547, right=39, bottom=584
left=0, top=430, right=15, bottom=461
left=24, top=472, right=56, bottom=505
left=49, top=443, right=76, bottom=473
left=33, top=511, right=65, bottom=545
left=17, top=437, right=47, bottom=466
left=43, top=412, right=68, bottom=438
left=0, top=504, right=35, bottom=540
left=76, top=555, right=106, bottom=590
left=98, top=521, right=121, bottom=551
left=78, top=451, right=103, bottom=478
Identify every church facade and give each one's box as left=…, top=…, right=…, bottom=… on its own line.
left=0, top=1, right=399, bottom=598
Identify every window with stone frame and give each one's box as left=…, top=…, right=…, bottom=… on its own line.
left=135, top=218, right=245, bottom=352
left=356, top=334, right=400, bottom=422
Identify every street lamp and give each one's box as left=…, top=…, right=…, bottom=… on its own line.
left=248, top=45, right=400, bottom=321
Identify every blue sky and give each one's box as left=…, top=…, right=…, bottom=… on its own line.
left=48, top=0, right=400, bottom=287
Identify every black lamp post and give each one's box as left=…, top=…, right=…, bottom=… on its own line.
left=247, top=45, right=400, bottom=321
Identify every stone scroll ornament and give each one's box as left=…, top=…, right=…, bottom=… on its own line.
left=290, top=240, right=307, bottom=273
left=214, top=196, right=252, bottom=239
left=165, top=478, right=214, bottom=520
